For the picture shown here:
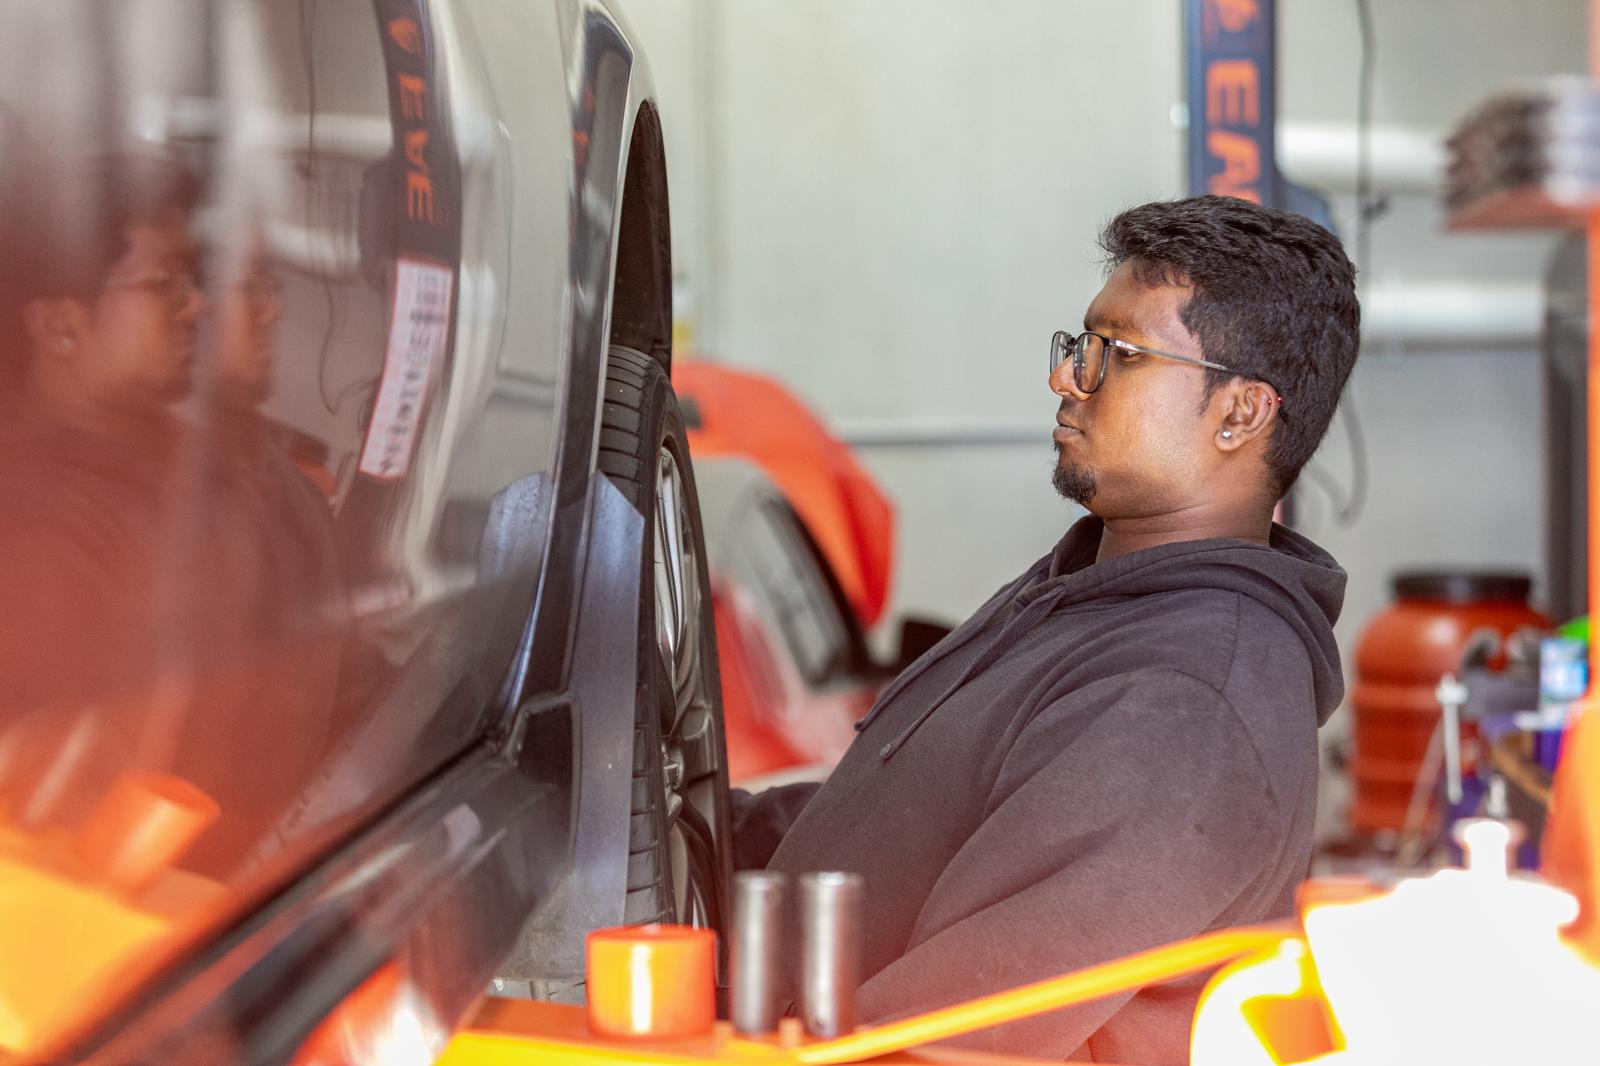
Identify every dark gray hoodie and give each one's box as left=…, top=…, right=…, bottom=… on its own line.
left=760, top=516, right=1345, bottom=1064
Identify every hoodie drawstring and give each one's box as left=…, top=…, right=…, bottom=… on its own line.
left=876, top=591, right=1061, bottom=762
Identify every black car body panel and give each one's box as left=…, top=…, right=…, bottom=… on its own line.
left=70, top=473, right=644, bottom=1063
left=0, top=0, right=688, bottom=1058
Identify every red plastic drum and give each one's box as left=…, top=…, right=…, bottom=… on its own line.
left=1350, top=572, right=1547, bottom=833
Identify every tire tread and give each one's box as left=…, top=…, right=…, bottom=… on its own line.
left=609, top=345, right=676, bottom=926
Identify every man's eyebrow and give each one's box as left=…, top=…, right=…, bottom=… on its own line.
left=1084, top=313, right=1138, bottom=335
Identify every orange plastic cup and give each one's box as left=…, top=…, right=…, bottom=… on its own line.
left=585, top=924, right=716, bottom=1039
left=77, top=773, right=220, bottom=895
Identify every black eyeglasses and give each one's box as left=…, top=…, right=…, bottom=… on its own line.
left=101, top=268, right=205, bottom=314
left=1049, top=329, right=1287, bottom=417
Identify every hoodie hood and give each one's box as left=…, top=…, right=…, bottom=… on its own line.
left=1032, top=516, right=1346, bottom=725
left=863, top=515, right=1346, bottom=761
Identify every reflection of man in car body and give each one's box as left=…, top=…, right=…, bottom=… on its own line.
left=0, top=151, right=206, bottom=821
left=178, top=230, right=346, bottom=872
left=0, top=154, right=204, bottom=430
left=213, top=233, right=282, bottom=411
left=0, top=157, right=341, bottom=869
left=738, top=196, right=1359, bottom=1063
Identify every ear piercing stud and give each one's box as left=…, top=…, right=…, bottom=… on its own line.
left=1222, top=430, right=1233, bottom=439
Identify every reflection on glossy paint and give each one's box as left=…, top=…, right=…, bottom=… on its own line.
left=291, top=963, right=445, bottom=1066
left=0, top=0, right=551, bottom=1049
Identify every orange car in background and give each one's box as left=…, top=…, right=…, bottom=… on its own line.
left=674, top=360, right=895, bottom=629
left=673, top=361, right=950, bottom=787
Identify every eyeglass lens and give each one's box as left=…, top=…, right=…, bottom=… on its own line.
left=1050, top=331, right=1105, bottom=394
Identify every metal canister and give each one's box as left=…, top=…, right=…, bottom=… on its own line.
left=798, top=871, right=863, bottom=1038
left=731, top=871, right=788, bottom=1034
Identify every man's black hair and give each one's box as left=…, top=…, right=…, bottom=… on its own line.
left=0, top=149, right=202, bottom=342
left=1099, top=194, right=1360, bottom=498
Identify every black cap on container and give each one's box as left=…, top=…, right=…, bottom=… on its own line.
left=1391, top=571, right=1532, bottom=605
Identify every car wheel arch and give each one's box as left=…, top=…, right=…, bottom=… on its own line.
left=608, top=100, right=673, bottom=373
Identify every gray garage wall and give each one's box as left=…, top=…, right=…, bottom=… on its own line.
left=621, top=0, right=1584, bottom=827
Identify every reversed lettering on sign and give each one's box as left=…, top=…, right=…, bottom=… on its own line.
left=1208, top=0, right=1260, bottom=35
left=1206, top=130, right=1262, bottom=202
left=1206, top=60, right=1259, bottom=125
left=387, top=15, right=422, bottom=54
left=359, top=257, right=454, bottom=480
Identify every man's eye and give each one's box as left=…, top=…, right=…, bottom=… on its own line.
left=1114, top=347, right=1142, bottom=363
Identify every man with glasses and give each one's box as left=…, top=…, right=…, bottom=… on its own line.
left=0, top=151, right=206, bottom=820
left=1, top=152, right=205, bottom=428
left=741, top=196, right=1358, bottom=1064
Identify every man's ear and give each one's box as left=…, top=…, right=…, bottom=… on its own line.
left=1215, top=380, right=1279, bottom=453
left=21, top=298, right=90, bottom=357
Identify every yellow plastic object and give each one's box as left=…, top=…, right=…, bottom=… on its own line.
left=791, top=927, right=1291, bottom=1065
left=586, top=925, right=718, bottom=1040
left=439, top=998, right=1059, bottom=1065
left=1544, top=695, right=1600, bottom=963
left=1564, top=5, right=1600, bottom=971
left=0, top=852, right=169, bottom=1055
left=1189, top=938, right=1339, bottom=1066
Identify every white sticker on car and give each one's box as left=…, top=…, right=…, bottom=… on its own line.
left=359, top=256, right=454, bottom=480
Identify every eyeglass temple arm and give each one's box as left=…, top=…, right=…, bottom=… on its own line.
left=1105, top=337, right=1233, bottom=374
left=1107, top=337, right=1286, bottom=405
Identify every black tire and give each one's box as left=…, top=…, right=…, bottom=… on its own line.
left=597, top=345, right=733, bottom=946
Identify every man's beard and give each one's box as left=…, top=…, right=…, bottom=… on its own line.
left=1052, top=442, right=1097, bottom=506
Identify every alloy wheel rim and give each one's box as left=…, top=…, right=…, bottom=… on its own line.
left=654, top=447, right=702, bottom=714
left=652, top=443, right=716, bottom=925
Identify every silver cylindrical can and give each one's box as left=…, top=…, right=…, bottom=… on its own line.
left=798, top=870, right=863, bottom=1037
left=731, top=870, right=788, bottom=1034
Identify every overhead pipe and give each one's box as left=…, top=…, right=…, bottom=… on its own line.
left=1278, top=120, right=1447, bottom=195
left=1167, top=105, right=1449, bottom=195
left=1362, top=278, right=1543, bottom=348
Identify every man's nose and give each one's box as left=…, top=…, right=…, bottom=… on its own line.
left=1048, top=360, right=1091, bottom=400
left=177, top=279, right=207, bottom=321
